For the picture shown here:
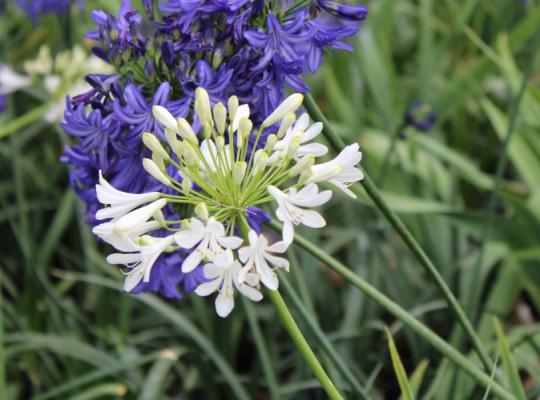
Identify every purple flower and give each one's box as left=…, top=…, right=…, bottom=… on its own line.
left=15, top=0, right=83, bottom=20
left=61, top=103, right=120, bottom=170
left=246, top=207, right=271, bottom=234
left=0, top=94, right=6, bottom=113
left=404, top=101, right=437, bottom=132
left=112, top=82, right=187, bottom=140
left=311, top=0, right=368, bottom=21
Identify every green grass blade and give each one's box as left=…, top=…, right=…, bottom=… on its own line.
left=409, top=360, right=429, bottom=398
left=67, top=383, right=127, bottom=400
left=494, top=319, right=527, bottom=400
left=386, top=329, right=415, bottom=400
left=138, top=349, right=180, bottom=400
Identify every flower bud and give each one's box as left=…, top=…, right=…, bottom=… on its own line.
left=239, top=118, right=252, bottom=140
left=143, top=158, right=171, bottom=186
left=307, top=165, right=344, bottom=184
left=277, top=111, right=296, bottom=139
left=177, top=118, right=198, bottom=144
left=195, top=202, right=209, bottom=222
left=233, top=161, right=247, bottom=185
left=213, top=102, right=227, bottom=135
left=195, top=87, right=212, bottom=126
left=264, top=134, right=277, bottom=153
left=232, top=104, right=250, bottom=133
left=262, top=93, right=303, bottom=127
left=228, top=95, right=239, bottom=123
left=289, top=154, right=315, bottom=177
left=152, top=152, right=166, bottom=172
left=143, top=132, right=170, bottom=160
left=182, top=142, right=198, bottom=166
left=152, top=105, right=177, bottom=131
left=286, top=135, right=302, bottom=158
left=253, top=150, right=268, bottom=175
left=181, top=177, right=192, bottom=192
left=216, top=136, right=225, bottom=152
left=153, top=209, right=167, bottom=227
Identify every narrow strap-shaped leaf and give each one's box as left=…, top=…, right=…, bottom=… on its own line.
left=386, top=329, right=415, bottom=400
left=494, top=319, right=527, bottom=400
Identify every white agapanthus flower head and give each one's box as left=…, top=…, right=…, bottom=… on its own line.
left=92, top=88, right=364, bottom=317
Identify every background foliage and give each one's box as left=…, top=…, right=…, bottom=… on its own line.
left=1, top=0, right=539, bottom=399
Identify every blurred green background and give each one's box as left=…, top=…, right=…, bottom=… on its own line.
left=1, top=0, right=539, bottom=399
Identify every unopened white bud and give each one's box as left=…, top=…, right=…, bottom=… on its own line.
left=143, top=158, right=171, bottom=186
left=216, top=136, right=225, bottom=152
left=289, top=154, right=315, bottom=177
left=165, top=128, right=183, bottom=156
left=277, top=111, right=296, bottom=139
left=177, top=118, right=198, bottom=145
left=232, top=104, right=250, bottom=132
left=194, top=202, right=209, bottom=222
left=264, top=134, right=277, bottom=153
left=195, top=87, right=212, bottom=126
left=233, top=161, right=247, bottom=185
left=262, top=93, right=303, bottom=127
left=152, top=106, right=178, bottom=131
left=152, top=152, right=166, bottom=172
left=181, top=178, right=192, bottom=192
left=228, top=95, right=239, bottom=123
left=143, top=132, right=170, bottom=160
left=253, top=150, right=268, bottom=175
left=182, top=142, right=198, bottom=166
left=287, top=135, right=302, bottom=158
left=213, top=102, right=227, bottom=135
left=153, top=209, right=166, bottom=227
left=239, top=118, right=252, bottom=140
left=202, top=121, right=213, bottom=139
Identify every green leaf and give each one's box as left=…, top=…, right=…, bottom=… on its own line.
left=493, top=318, right=527, bottom=400
left=386, top=329, right=415, bottom=400
left=138, top=350, right=180, bottom=400
left=409, top=360, right=429, bottom=398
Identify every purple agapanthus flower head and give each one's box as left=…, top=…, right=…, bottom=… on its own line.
left=404, top=101, right=437, bottom=132
left=0, top=94, right=6, bottom=113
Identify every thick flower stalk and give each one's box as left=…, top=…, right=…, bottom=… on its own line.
left=93, top=87, right=363, bottom=316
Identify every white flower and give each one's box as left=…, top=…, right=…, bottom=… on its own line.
left=174, top=217, right=243, bottom=272
left=95, top=171, right=161, bottom=220
left=270, top=113, right=327, bottom=162
left=238, top=230, right=290, bottom=290
left=262, top=93, right=303, bottom=127
left=307, top=143, right=364, bottom=198
left=106, top=235, right=175, bottom=292
left=268, top=183, right=332, bottom=244
left=93, top=220, right=160, bottom=252
left=0, top=64, right=30, bottom=94
left=195, top=250, right=262, bottom=317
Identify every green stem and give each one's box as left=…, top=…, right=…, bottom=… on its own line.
left=267, top=290, right=345, bottom=400
left=241, top=298, right=280, bottom=400
left=304, top=93, right=492, bottom=373
left=279, top=222, right=514, bottom=400
left=237, top=218, right=343, bottom=399
left=0, top=277, right=5, bottom=400
left=280, top=273, right=370, bottom=399
left=0, top=103, right=49, bottom=139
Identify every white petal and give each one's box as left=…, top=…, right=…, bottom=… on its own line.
left=113, top=199, right=167, bottom=233
left=174, top=230, right=203, bottom=249
left=106, top=253, right=141, bottom=265
left=282, top=221, right=294, bottom=244
left=195, top=278, right=223, bottom=296
left=297, top=143, right=328, bottom=157
left=215, top=291, right=235, bottom=318
left=182, top=249, right=203, bottom=272
left=237, top=284, right=263, bottom=302
left=217, top=236, right=243, bottom=249
left=267, top=241, right=289, bottom=253
left=299, top=210, right=326, bottom=228
left=124, top=265, right=144, bottom=292
left=302, top=122, right=323, bottom=142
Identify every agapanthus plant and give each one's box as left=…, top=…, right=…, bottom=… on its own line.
left=62, top=0, right=367, bottom=299
left=93, top=87, right=363, bottom=316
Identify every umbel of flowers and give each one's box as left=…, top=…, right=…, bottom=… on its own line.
left=94, top=87, right=363, bottom=317
left=61, top=0, right=367, bottom=299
